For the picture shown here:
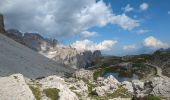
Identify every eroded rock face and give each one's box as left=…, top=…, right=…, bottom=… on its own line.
left=75, top=69, right=94, bottom=81
left=23, top=33, right=58, bottom=51
left=6, top=29, right=24, bottom=44
left=71, top=80, right=89, bottom=97
left=38, top=75, right=79, bottom=100
left=122, top=81, right=134, bottom=94
left=0, top=14, right=5, bottom=33
left=93, top=75, right=120, bottom=96
left=0, top=74, right=35, bottom=100
left=150, top=77, right=170, bottom=97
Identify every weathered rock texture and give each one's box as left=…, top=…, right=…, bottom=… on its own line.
left=39, top=75, right=79, bottom=100
left=0, top=14, right=5, bottom=33
left=75, top=69, right=94, bottom=81
left=0, top=33, right=74, bottom=78
left=150, top=77, right=170, bottom=97
left=93, top=75, right=120, bottom=96
left=0, top=74, right=35, bottom=100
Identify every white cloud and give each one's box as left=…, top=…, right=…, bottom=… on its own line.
left=123, top=44, right=136, bottom=50
left=0, top=0, right=139, bottom=37
left=122, top=4, right=134, bottom=13
left=168, top=11, right=170, bottom=15
left=111, top=14, right=139, bottom=30
left=140, top=3, right=149, bottom=11
left=137, top=29, right=150, bottom=34
left=143, top=36, right=169, bottom=49
left=71, top=39, right=118, bottom=51
left=81, top=31, right=97, bottom=37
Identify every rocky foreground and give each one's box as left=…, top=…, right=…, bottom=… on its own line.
left=0, top=69, right=170, bottom=100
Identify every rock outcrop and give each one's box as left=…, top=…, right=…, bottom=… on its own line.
left=6, top=29, right=25, bottom=44
left=75, top=69, right=94, bottom=81
left=38, top=75, right=79, bottom=100
left=0, top=14, right=5, bottom=33
left=150, top=77, right=170, bottom=97
left=93, top=75, right=120, bottom=96
left=0, top=74, right=35, bottom=100
left=122, top=81, right=134, bottom=94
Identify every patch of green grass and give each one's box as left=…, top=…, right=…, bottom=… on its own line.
left=89, top=87, right=131, bottom=100
left=43, top=88, right=60, bottom=100
left=105, top=87, right=132, bottom=98
left=29, top=85, right=41, bottom=100
left=144, top=95, right=161, bottom=100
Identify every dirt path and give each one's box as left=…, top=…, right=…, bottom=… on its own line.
left=145, top=63, right=170, bottom=80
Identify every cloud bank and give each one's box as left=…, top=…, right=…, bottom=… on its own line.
left=123, top=44, right=136, bottom=50
left=143, top=36, right=169, bottom=49
left=0, top=0, right=139, bottom=37
left=81, top=31, right=97, bottom=38
left=71, top=39, right=117, bottom=51
left=140, top=3, right=149, bottom=11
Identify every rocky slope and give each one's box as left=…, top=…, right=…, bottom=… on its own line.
left=0, top=33, right=74, bottom=78
left=6, top=29, right=102, bottom=69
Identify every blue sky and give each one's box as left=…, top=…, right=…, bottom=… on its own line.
left=0, top=0, right=170, bottom=56
left=62, top=0, right=170, bottom=55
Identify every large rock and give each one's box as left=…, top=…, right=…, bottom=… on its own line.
left=0, top=14, right=5, bottom=33
left=0, top=74, right=35, bottom=100
left=93, top=75, right=120, bottom=96
left=70, top=80, right=89, bottom=97
left=75, top=69, right=94, bottom=81
left=132, top=80, right=144, bottom=91
left=132, top=80, right=145, bottom=97
left=122, top=81, right=134, bottom=94
left=150, top=77, right=170, bottom=97
left=39, top=75, right=79, bottom=100
left=93, top=86, right=108, bottom=96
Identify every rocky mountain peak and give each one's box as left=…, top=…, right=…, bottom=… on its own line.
left=0, top=14, right=5, bottom=33
left=5, top=29, right=101, bottom=69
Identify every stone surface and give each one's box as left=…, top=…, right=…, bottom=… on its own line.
left=121, top=81, right=134, bottom=94
left=39, top=75, right=79, bottom=100
left=132, top=80, right=144, bottom=91
left=150, top=77, right=170, bottom=97
left=93, top=75, right=120, bottom=96
left=0, top=74, right=35, bottom=100
left=71, top=80, right=89, bottom=97
left=75, top=69, right=94, bottom=81
left=132, top=80, right=145, bottom=97
left=0, top=33, right=74, bottom=78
